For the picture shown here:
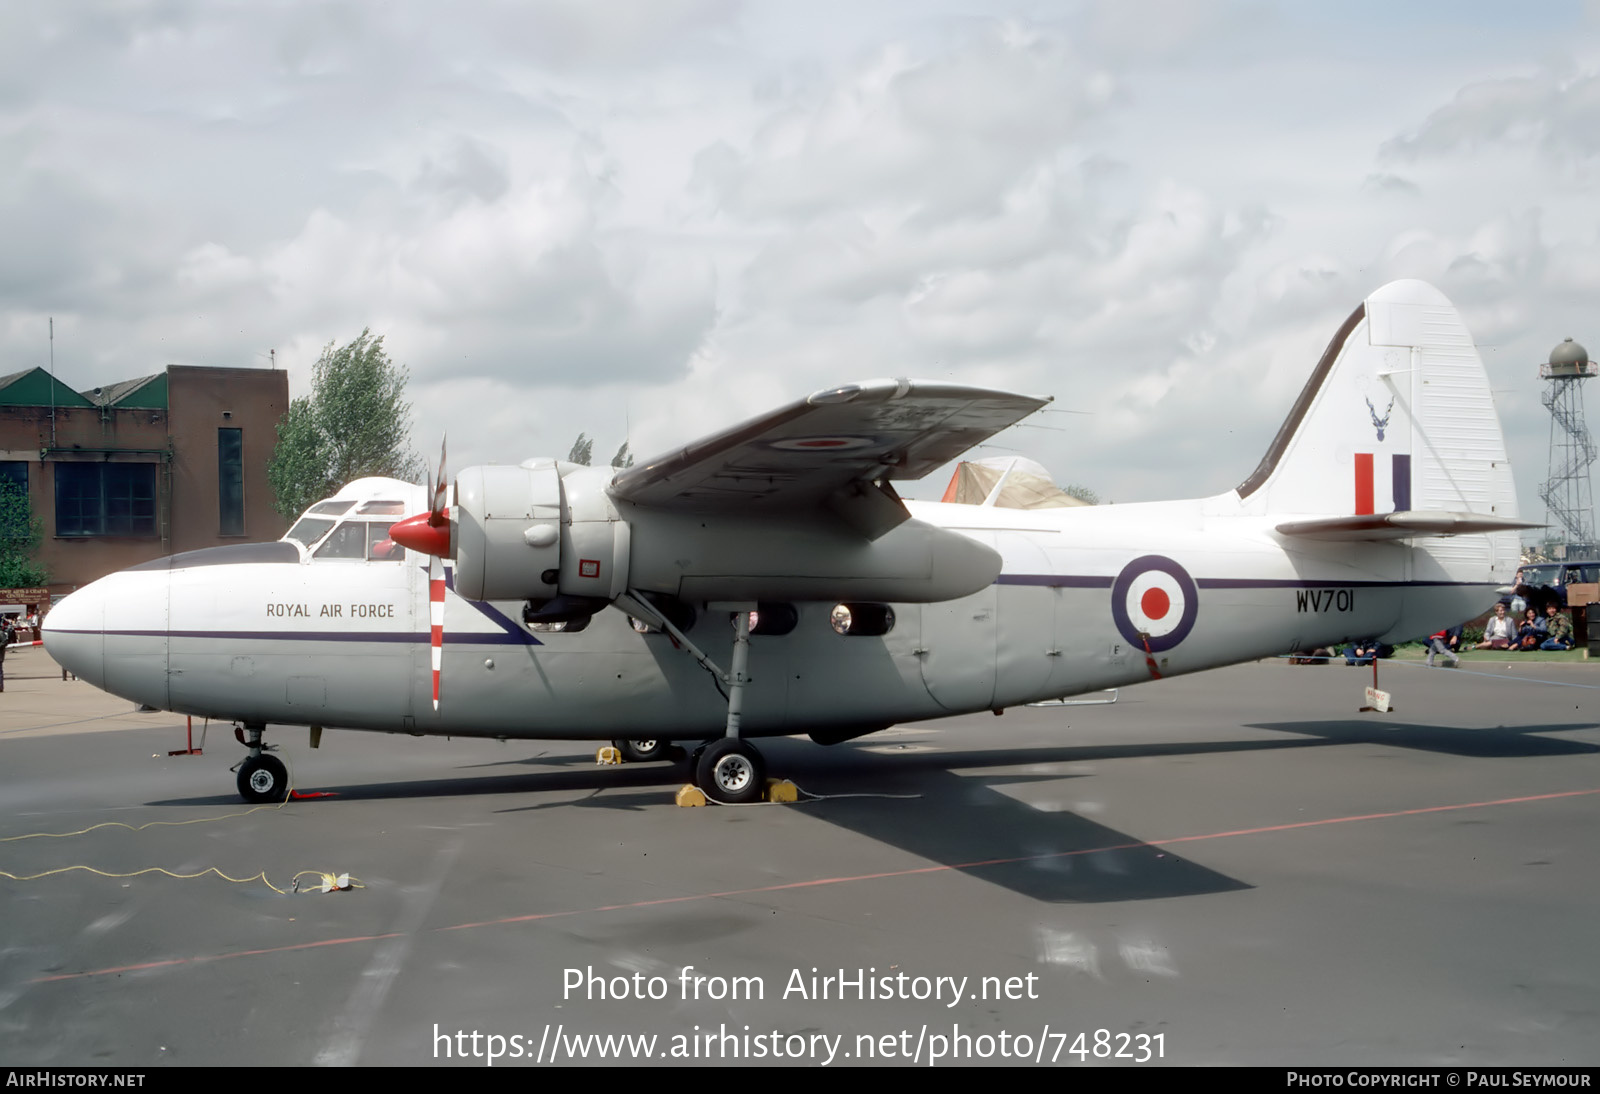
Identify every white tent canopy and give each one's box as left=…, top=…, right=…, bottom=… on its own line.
left=939, top=456, right=1088, bottom=509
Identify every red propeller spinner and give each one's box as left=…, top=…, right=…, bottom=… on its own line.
left=389, top=437, right=453, bottom=557
left=388, top=511, right=451, bottom=557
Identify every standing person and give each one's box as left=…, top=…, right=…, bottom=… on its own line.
left=0, top=615, right=14, bottom=693
left=1477, top=603, right=1515, bottom=649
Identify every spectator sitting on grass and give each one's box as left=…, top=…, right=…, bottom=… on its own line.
left=1476, top=603, right=1514, bottom=649
left=1516, top=607, right=1546, bottom=651
left=1540, top=604, right=1575, bottom=651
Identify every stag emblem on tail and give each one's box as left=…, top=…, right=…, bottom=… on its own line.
left=1366, top=396, right=1394, bottom=442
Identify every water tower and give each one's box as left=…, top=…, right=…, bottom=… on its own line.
left=1538, top=337, right=1599, bottom=557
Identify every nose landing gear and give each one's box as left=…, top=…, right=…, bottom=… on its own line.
left=237, top=754, right=288, bottom=803
left=232, top=722, right=289, bottom=803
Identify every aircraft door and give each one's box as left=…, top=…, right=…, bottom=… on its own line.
left=919, top=532, right=998, bottom=712
left=991, top=531, right=1059, bottom=702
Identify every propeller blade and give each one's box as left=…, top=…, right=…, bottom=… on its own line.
left=429, top=552, right=445, bottom=710
left=429, top=436, right=448, bottom=526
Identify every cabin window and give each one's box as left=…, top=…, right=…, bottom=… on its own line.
left=54, top=463, right=158, bottom=537
left=734, top=602, right=798, bottom=636
left=309, top=500, right=354, bottom=516
left=829, top=603, right=895, bottom=637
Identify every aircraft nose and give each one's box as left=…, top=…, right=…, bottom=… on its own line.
left=41, top=585, right=106, bottom=688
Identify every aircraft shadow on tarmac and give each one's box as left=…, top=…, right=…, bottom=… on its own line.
left=1247, top=719, right=1600, bottom=757
left=156, top=717, right=1594, bottom=902
left=149, top=737, right=1266, bottom=904
left=492, top=738, right=1258, bottom=903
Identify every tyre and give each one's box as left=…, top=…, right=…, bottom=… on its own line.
left=613, top=738, right=670, bottom=763
left=237, top=754, right=289, bottom=804
left=695, top=739, right=764, bottom=805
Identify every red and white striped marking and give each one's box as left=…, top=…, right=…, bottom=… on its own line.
left=430, top=561, right=445, bottom=710
left=1354, top=453, right=1375, bottom=515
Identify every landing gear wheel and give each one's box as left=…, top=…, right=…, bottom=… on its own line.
left=237, top=754, right=288, bottom=804
left=695, top=739, right=765, bottom=805
left=613, top=738, right=670, bottom=763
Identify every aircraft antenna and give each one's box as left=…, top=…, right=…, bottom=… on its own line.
left=48, top=316, right=55, bottom=450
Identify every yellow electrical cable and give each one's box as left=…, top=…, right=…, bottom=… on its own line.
left=0, top=865, right=363, bottom=895
left=0, top=802, right=290, bottom=841
left=1, top=748, right=361, bottom=894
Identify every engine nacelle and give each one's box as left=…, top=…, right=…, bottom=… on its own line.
left=621, top=506, right=999, bottom=603
left=451, top=463, right=630, bottom=602
left=449, top=462, right=999, bottom=607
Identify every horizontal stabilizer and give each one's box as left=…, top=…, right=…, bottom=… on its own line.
left=1276, top=511, right=1543, bottom=542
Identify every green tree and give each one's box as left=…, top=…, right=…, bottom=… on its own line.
left=1063, top=483, right=1100, bottom=505
left=0, top=482, right=48, bottom=587
left=567, top=433, right=593, bottom=466
left=611, top=441, right=634, bottom=469
left=268, top=330, right=426, bottom=520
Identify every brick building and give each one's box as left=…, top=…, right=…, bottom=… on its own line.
left=0, top=364, right=289, bottom=595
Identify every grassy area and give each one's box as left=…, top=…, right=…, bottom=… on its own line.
left=1386, top=644, right=1589, bottom=664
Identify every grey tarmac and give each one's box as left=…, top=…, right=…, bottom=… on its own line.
left=1, top=642, right=1597, bottom=1067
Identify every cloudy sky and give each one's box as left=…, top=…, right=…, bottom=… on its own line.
left=5, top=1, right=1600, bottom=529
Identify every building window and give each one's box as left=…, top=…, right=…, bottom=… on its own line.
left=218, top=428, right=244, bottom=536
left=54, top=463, right=158, bottom=537
left=0, top=461, right=28, bottom=540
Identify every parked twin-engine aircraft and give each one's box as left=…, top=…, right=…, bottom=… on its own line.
left=45, top=280, right=1535, bottom=804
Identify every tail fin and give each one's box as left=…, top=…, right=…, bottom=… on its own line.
left=1235, top=280, right=1531, bottom=576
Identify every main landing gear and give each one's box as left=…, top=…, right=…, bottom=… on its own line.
left=615, top=593, right=772, bottom=806
left=695, top=738, right=766, bottom=805
left=233, top=723, right=289, bottom=804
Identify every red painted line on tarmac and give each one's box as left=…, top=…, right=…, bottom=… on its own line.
left=440, top=786, right=1600, bottom=930
left=29, top=786, right=1600, bottom=983
left=29, top=933, right=405, bottom=984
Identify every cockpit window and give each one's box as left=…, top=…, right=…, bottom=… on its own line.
left=367, top=522, right=403, bottom=561
left=285, top=517, right=335, bottom=549
left=309, top=500, right=354, bottom=516
left=313, top=522, right=368, bottom=560
left=357, top=500, right=407, bottom=515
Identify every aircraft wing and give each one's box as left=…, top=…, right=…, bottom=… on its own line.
left=1275, top=512, right=1543, bottom=541
left=610, top=380, right=1049, bottom=530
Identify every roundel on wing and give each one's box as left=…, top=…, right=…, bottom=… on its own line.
left=1110, top=554, right=1198, bottom=653
left=766, top=435, right=879, bottom=452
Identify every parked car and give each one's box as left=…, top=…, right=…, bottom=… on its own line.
left=1503, top=560, right=1600, bottom=613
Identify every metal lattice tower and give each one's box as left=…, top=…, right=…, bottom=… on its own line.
left=1538, top=337, right=1598, bottom=554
